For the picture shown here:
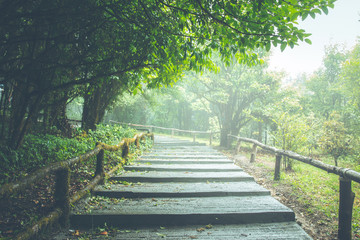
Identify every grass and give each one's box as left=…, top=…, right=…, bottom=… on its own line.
left=244, top=147, right=360, bottom=238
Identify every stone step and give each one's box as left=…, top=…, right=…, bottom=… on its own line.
left=155, top=142, right=206, bottom=146
left=110, top=171, right=253, bottom=183
left=149, top=152, right=222, bottom=156
left=94, top=181, right=270, bottom=198
left=53, top=222, right=311, bottom=240
left=141, top=155, right=227, bottom=159
left=70, top=195, right=295, bottom=228
left=135, top=159, right=233, bottom=165
left=124, top=163, right=242, bottom=172
left=61, top=136, right=311, bottom=240
left=152, top=146, right=211, bottom=150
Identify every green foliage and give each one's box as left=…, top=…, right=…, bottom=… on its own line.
left=0, top=124, right=136, bottom=184
left=318, top=112, right=353, bottom=166
left=304, top=44, right=348, bottom=119
left=0, top=0, right=335, bottom=149
left=186, top=52, right=279, bottom=146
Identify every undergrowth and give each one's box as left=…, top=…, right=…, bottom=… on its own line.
left=0, top=124, right=137, bottom=185
left=253, top=151, right=360, bottom=238
left=0, top=124, right=152, bottom=239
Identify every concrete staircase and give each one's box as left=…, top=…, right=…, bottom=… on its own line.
left=67, top=136, right=311, bottom=239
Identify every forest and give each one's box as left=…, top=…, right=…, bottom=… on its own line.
left=2, top=0, right=360, bottom=238
left=0, top=0, right=339, bottom=176
left=106, top=42, right=360, bottom=168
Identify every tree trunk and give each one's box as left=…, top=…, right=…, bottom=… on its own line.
left=82, top=78, right=125, bottom=131
left=258, top=122, right=263, bottom=143
left=48, top=95, right=72, bottom=137
left=82, top=85, right=102, bottom=131
left=8, top=84, right=34, bottom=149
left=220, top=125, right=230, bottom=147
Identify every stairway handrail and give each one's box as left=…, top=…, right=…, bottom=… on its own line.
left=2, top=131, right=154, bottom=240
left=0, top=132, right=153, bottom=198
left=228, top=134, right=360, bottom=184
left=109, top=120, right=220, bottom=134
left=228, top=134, right=358, bottom=239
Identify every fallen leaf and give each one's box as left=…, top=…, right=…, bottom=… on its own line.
left=99, top=231, right=108, bottom=235
left=156, top=233, right=167, bottom=238
left=205, top=224, right=212, bottom=229
left=73, top=230, right=80, bottom=236
left=196, top=228, right=205, bottom=232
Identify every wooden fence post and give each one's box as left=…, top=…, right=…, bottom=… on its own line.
left=171, top=129, right=174, bottom=137
left=193, top=133, right=196, bottom=143
left=54, top=166, right=70, bottom=227
left=236, top=140, right=241, bottom=154
left=338, top=177, right=355, bottom=240
left=250, top=144, right=258, bottom=163
left=95, top=148, right=105, bottom=179
left=274, top=154, right=282, bottom=180
left=135, top=136, right=140, bottom=149
left=122, top=140, right=129, bottom=163
left=209, top=132, right=212, bottom=146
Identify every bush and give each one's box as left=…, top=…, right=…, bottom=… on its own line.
left=0, top=124, right=137, bottom=185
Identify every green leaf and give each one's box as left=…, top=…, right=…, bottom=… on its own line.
left=321, top=6, right=329, bottom=15
left=280, top=42, right=287, bottom=52
left=309, top=12, right=316, bottom=19
left=305, top=38, right=312, bottom=45
left=312, top=9, right=322, bottom=15
left=290, top=12, right=300, bottom=21
left=265, top=42, right=271, bottom=52
left=301, top=12, right=309, bottom=21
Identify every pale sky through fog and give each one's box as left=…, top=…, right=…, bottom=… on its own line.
left=268, top=0, right=360, bottom=78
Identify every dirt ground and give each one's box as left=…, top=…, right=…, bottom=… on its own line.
left=227, top=151, right=338, bottom=240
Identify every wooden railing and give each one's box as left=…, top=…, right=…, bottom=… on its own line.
left=228, top=134, right=359, bottom=240
left=109, top=120, right=219, bottom=145
left=0, top=132, right=154, bottom=240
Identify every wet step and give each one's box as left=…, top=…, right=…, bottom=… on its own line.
left=70, top=195, right=295, bottom=228
left=53, top=222, right=311, bottom=240
left=64, top=135, right=311, bottom=239
left=147, top=149, right=224, bottom=156
left=136, top=159, right=233, bottom=165
left=94, top=181, right=270, bottom=198
left=154, top=142, right=206, bottom=146
left=141, top=154, right=227, bottom=159
left=152, top=145, right=213, bottom=150
left=124, top=163, right=242, bottom=172
left=110, top=171, right=253, bottom=183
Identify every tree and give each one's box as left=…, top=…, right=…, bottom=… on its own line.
left=0, top=0, right=335, bottom=148
left=187, top=53, right=279, bottom=147
left=304, top=44, right=348, bottom=119
left=319, top=112, right=353, bottom=166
